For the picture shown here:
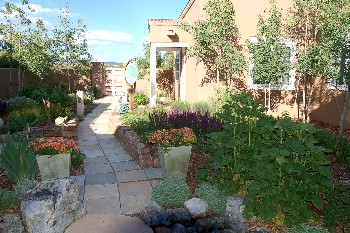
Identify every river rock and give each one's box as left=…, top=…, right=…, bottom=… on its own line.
left=185, top=198, right=208, bottom=219
left=225, top=195, right=247, bottom=232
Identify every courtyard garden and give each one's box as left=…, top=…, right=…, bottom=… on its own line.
left=119, top=90, right=350, bottom=233
left=0, top=83, right=98, bottom=217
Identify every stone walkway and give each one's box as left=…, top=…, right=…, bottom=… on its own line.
left=66, top=96, right=163, bottom=232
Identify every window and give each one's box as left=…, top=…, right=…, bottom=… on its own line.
left=328, top=35, right=350, bottom=90
left=248, top=36, right=296, bottom=90
left=175, top=51, right=180, bottom=81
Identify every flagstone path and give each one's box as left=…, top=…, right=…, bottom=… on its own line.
left=66, top=96, right=163, bottom=232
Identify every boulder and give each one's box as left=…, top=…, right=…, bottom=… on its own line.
left=184, top=198, right=208, bottom=219
left=167, top=208, right=192, bottom=226
left=171, top=223, right=186, bottom=233
left=0, top=213, right=25, bottom=233
left=195, top=218, right=214, bottom=233
left=225, top=195, right=247, bottom=232
left=139, top=201, right=170, bottom=227
left=245, top=227, right=269, bottom=233
left=155, top=227, right=172, bottom=233
left=21, top=177, right=85, bottom=233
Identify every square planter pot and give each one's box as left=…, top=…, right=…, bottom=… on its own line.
left=159, top=145, right=192, bottom=179
left=36, top=153, right=71, bottom=180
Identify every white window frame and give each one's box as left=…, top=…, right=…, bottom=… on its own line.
left=248, top=36, right=297, bottom=90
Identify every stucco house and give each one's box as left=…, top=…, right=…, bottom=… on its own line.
left=147, top=0, right=348, bottom=128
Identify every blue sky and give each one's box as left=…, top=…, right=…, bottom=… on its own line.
left=0, top=0, right=189, bottom=62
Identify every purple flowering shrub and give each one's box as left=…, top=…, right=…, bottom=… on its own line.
left=149, top=108, right=223, bottom=139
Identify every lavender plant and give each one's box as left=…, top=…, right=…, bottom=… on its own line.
left=149, top=109, right=223, bottom=139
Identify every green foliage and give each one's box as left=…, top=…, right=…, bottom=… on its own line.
left=134, top=92, right=149, bottom=106
left=135, top=42, right=164, bottom=79
left=195, top=182, right=226, bottom=215
left=0, top=180, right=36, bottom=212
left=284, top=224, right=328, bottom=233
left=6, top=96, right=38, bottom=112
left=19, top=84, right=49, bottom=104
left=313, top=130, right=336, bottom=154
left=13, top=179, right=36, bottom=198
left=248, top=0, right=293, bottom=86
left=92, top=84, right=100, bottom=99
left=198, top=92, right=332, bottom=225
left=0, top=188, right=17, bottom=212
left=152, top=177, right=191, bottom=208
left=7, top=105, right=45, bottom=133
left=0, top=133, right=38, bottom=181
left=121, top=108, right=151, bottom=137
left=324, top=184, right=350, bottom=228
left=71, top=150, right=86, bottom=167
left=180, top=0, right=246, bottom=85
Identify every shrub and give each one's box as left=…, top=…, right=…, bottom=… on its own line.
left=195, top=182, right=226, bottom=215
left=134, top=92, right=149, bottom=106
left=71, top=150, right=86, bottom=167
left=152, top=177, right=191, bottom=208
left=324, top=184, right=350, bottom=229
left=198, top=93, right=333, bottom=225
left=284, top=224, right=328, bottom=233
left=13, top=179, right=36, bottom=198
left=19, top=84, right=49, bottom=103
left=0, top=188, right=17, bottom=212
left=0, top=133, right=38, bottom=181
left=0, top=180, right=36, bottom=212
left=31, top=137, right=79, bottom=155
left=92, top=84, right=100, bottom=98
left=149, top=110, right=223, bottom=139
left=7, top=105, right=45, bottom=132
left=6, top=96, right=38, bottom=112
left=148, top=127, right=197, bottom=147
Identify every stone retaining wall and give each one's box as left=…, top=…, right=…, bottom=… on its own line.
left=115, top=125, right=160, bottom=168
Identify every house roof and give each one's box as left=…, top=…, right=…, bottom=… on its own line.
left=179, top=0, right=196, bottom=19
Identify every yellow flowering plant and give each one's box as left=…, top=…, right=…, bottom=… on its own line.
left=148, top=127, right=197, bottom=147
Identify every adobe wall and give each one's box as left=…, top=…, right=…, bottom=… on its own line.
left=0, top=62, right=105, bottom=99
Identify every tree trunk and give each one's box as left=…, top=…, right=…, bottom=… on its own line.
left=339, top=89, right=350, bottom=139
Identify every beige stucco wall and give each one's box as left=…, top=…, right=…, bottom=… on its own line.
left=149, top=0, right=349, bottom=128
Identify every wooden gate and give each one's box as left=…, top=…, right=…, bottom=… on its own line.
left=105, top=68, right=127, bottom=102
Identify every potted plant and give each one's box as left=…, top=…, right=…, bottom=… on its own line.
left=31, top=137, right=78, bottom=180
left=148, top=127, right=197, bottom=179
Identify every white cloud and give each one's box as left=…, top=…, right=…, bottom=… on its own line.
left=92, top=55, right=104, bottom=61
left=28, top=4, right=61, bottom=15
left=140, top=35, right=149, bottom=41
left=86, top=30, right=134, bottom=46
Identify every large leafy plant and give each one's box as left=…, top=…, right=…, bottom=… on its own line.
left=198, top=92, right=333, bottom=225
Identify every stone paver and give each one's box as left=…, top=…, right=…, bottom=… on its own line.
left=84, top=198, right=121, bottom=214
left=119, top=181, right=152, bottom=196
left=144, top=168, right=164, bottom=179
left=111, top=161, right=140, bottom=172
left=83, top=149, right=105, bottom=158
left=85, top=173, right=117, bottom=185
left=65, top=214, right=153, bottom=233
left=72, top=96, right=165, bottom=231
left=86, top=156, right=109, bottom=165
left=85, top=163, right=114, bottom=175
left=116, top=170, right=148, bottom=183
left=85, top=184, right=119, bottom=200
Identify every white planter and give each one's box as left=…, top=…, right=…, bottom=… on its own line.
left=159, top=145, right=192, bottom=179
left=36, top=153, right=71, bottom=180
